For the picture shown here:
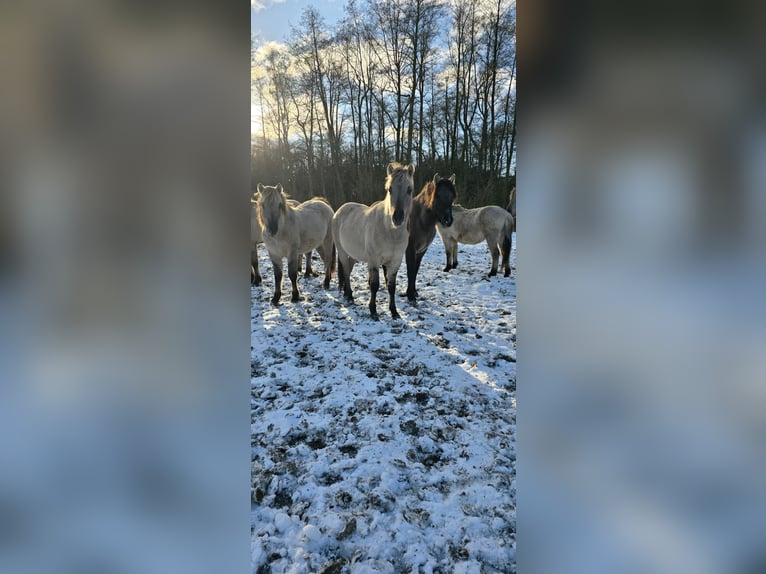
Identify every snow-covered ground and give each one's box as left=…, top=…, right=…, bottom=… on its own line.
left=251, top=233, right=516, bottom=574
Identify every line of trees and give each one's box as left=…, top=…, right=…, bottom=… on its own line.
left=251, top=0, right=515, bottom=209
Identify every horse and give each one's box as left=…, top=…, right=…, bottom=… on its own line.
left=436, top=204, right=515, bottom=277
left=332, top=162, right=415, bottom=320
left=251, top=198, right=264, bottom=285
left=404, top=173, right=456, bottom=302
left=256, top=184, right=335, bottom=305
left=251, top=194, right=318, bottom=286
left=506, top=187, right=516, bottom=234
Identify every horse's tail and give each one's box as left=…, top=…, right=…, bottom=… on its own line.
left=501, top=214, right=514, bottom=257
left=331, top=242, right=337, bottom=273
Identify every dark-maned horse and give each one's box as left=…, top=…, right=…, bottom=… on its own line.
left=405, top=173, right=456, bottom=301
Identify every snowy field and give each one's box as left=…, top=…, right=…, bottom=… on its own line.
left=251, top=233, right=516, bottom=574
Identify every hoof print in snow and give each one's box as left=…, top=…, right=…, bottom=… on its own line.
left=407, top=447, right=443, bottom=468
left=253, top=487, right=265, bottom=504
left=339, top=444, right=359, bottom=458
left=318, top=472, right=342, bottom=486
left=319, top=559, right=347, bottom=574
left=399, top=419, right=419, bottom=435
left=307, top=435, right=327, bottom=450
left=272, top=489, right=292, bottom=509
left=336, top=518, right=357, bottom=541
left=335, top=491, right=353, bottom=507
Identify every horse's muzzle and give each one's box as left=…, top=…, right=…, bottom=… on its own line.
left=440, top=214, right=454, bottom=227
left=392, top=209, right=405, bottom=227
left=267, top=223, right=279, bottom=236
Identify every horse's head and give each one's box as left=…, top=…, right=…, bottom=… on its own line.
left=429, top=173, right=457, bottom=227
left=256, top=183, right=286, bottom=236
left=385, top=162, right=415, bottom=228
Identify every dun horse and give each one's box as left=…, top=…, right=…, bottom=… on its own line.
left=405, top=173, right=456, bottom=302
left=332, top=162, right=415, bottom=320
left=252, top=194, right=318, bottom=286
left=256, top=184, right=335, bottom=305
left=436, top=205, right=515, bottom=277
left=507, top=187, right=516, bottom=233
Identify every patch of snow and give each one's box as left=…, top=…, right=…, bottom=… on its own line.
left=252, top=233, right=516, bottom=573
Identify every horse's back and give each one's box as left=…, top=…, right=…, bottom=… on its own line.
left=294, top=198, right=334, bottom=248
left=296, top=197, right=334, bottom=221
left=452, top=207, right=485, bottom=244
left=479, top=205, right=513, bottom=230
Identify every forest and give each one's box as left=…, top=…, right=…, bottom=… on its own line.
left=251, top=0, right=516, bottom=209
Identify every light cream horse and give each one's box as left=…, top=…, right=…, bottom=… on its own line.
left=332, top=162, right=415, bottom=320
left=436, top=204, right=515, bottom=277
left=257, top=184, right=335, bottom=305
left=251, top=194, right=318, bottom=286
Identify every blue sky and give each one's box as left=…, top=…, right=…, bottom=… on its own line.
left=251, top=0, right=346, bottom=44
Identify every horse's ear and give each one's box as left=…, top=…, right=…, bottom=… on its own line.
left=386, top=163, right=395, bottom=176
left=276, top=183, right=284, bottom=193
left=252, top=191, right=261, bottom=203
left=448, top=174, right=456, bottom=184
left=407, top=164, right=415, bottom=177
left=257, top=183, right=264, bottom=193
left=432, top=173, right=440, bottom=185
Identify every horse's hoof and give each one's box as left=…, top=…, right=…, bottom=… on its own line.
left=442, top=267, right=450, bottom=272
left=370, top=312, right=380, bottom=321
left=270, top=298, right=280, bottom=306
left=488, top=271, right=497, bottom=277
left=291, top=295, right=301, bottom=302
left=504, top=270, right=511, bottom=277
left=391, top=311, right=401, bottom=320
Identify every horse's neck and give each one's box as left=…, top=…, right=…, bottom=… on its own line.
left=413, top=195, right=436, bottom=226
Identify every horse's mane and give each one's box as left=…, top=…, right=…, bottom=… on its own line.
left=385, top=162, right=413, bottom=190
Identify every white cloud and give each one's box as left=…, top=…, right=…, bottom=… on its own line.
left=251, top=0, right=287, bottom=12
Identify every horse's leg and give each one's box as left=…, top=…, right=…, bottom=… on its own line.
left=412, top=252, right=425, bottom=298
left=303, top=251, right=314, bottom=278
left=501, top=234, right=512, bottom=277
left=251, top=248, right=262, bottom=286
left=270, top=256, right=283, bottom=305
left=328, top=244, right=336, bottom=289
left=443, top=242, right=452, bottom=272
left=368, top=265, right=380, bottom=320
left=488, top=240, right=499, bottom=277
left=341, top=256, right=355, bottom=301
left=337, top=256, right=346, bottom=293
left=288, top=255, right=301, bottom=302
left=319, top=239, right=333, bottom=289
left=451, top=241, right=459, bottom=269
left=387, top=269, right=400, bottom=320
left=405, top=244, right=418, bottom=301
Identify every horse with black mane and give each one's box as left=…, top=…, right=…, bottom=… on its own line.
left=405, top=173, right=456, bottom=302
